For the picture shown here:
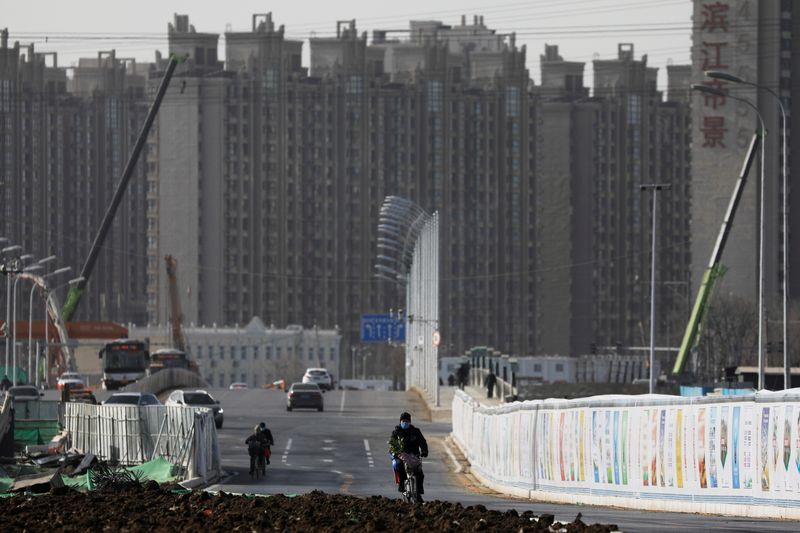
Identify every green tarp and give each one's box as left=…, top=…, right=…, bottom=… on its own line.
left=14, top=420, right=60, bottom=446
left=0, top=367, right=29, bottom=383
left=1, top=457, right=180, bottom=495
left=62, top=457, right=180, bottom=491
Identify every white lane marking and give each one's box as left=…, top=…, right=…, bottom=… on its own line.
left=323, top=439, right=334, bottom=444
left=322, top=446, right=334, bottom=451
left=322, top=458, right=334, bottom=463
left=338, top=389, right=346, bottom=414
left=364, top=439, right=375, bottom=468
left=282, top=438, right=293, bottom=463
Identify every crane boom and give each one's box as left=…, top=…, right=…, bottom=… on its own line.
left=61, top=55, right=183, bottom=321
left=164, top=255, right=187, bottom=353
left=672, top=131, right=761, bottom=375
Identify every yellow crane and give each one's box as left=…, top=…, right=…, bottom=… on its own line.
left=164, top=255, right=188, bottom=354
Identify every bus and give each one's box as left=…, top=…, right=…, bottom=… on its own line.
left=99, top=339, right=149, bottom=390
left=148, top=348, right=194, bottom=375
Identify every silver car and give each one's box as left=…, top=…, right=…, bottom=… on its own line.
left=166, top=389, right=224, bottom=429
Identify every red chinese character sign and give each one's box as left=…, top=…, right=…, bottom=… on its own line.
left=690, top=0, right=760, bottom=303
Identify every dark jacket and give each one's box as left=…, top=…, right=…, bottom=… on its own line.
left=484, top=372, right=497, bottom=387
left=245, top=429, right=273, bottom=454
left=391, top=424, right=428, bottom=457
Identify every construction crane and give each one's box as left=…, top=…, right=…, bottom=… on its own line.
left=671, top=129, right=762, bottom=376
left=164, top=255, right=188, bottom=353
left=60, top=54, right=184, bottom=323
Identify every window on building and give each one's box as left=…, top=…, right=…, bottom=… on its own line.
left=533, top=364, right=542, bottom=372
left=555, top=363, right=564, bottom=372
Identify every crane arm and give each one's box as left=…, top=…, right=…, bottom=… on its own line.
left=61, top=54, right=184, bottom=321
left=671, top=131, right=761, bottom=375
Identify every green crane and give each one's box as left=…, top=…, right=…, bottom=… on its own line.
left=671, top=130, right=762, bottom=375
left=61, top=55, right=183, bottom=321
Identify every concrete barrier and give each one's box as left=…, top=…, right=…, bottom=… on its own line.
left=452, top=389, right=800, bottom=519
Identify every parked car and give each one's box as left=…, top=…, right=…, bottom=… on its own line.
left=286, top=382, right=324, bottom=412
left=102, top=392, right=161, bottom=406
left=57, top=372, right=86, bottom=390
left=301, top=368, right=333, bottom=391
left=166, top=389, right=224, bottom=429
left=7, top=385, right=43, bottom=401
left=229, top=382, right=248, bottom=390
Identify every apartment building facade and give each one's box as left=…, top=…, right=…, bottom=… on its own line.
left=536, top=44, right=692, bottom=357
left=0, top=31, right=150, bottom=325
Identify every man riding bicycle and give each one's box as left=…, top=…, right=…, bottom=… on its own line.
left=389, top=411, right=428, bottom=501
left=245, top=422, right=274, bottom=475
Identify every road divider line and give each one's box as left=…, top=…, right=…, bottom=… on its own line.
left=282, top=438, right=292, bottom=463
left=338, top=389, right=346, bottom=414
left=364, top=439, right=375, bottom=468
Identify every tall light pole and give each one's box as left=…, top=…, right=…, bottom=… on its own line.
left=693, top=84, right=767, bottom=389
left=706, top=71, right=790, bottom=389
left=2, top=244, right=22, bottom=374
left=641, top=184, right=671, bottom=394
left=11, top=264, right=42, bottom=384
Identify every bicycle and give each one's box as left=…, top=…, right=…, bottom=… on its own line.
left=249, top=444, right=267, bottom=479
left=398, top=453, right=423, bottom=504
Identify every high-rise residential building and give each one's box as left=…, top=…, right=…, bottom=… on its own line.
left=0, top=31, right=151, bottom=325
left=149, top=14, right=535, bottom=373
left=536, top=44, right=692, bottom=358
left=691, top=0, right=799, bottom=317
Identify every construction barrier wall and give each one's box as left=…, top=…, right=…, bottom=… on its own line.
left=64, top=403, right=220, bottom=483
left=452, top=389, right=800, bottom=519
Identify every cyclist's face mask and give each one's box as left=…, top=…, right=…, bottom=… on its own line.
left=400, top=420, right=410, bottom=429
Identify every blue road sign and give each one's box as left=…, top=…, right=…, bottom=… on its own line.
left=360, top=314, right=406, bottom=343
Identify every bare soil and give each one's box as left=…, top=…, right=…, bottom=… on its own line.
left=0, top=485, right=619, bottom=532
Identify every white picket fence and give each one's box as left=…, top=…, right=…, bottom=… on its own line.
left=452, top=389, right=800, bottom=519
left=64, top=403, right=220, bottom=482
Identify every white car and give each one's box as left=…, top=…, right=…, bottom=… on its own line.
left=166, top=390, right=224, bottom=429
left=57, top=372, right=86, bottom=390
left=229, top=382, right=248, bottom=390
left=302, top=368, right=333, bottom=391
left=103, top=392, right=162, bottom=406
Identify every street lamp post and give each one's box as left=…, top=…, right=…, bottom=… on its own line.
left=2, top=244, right=22, bottom=373
left=13, top=264, right=42, bottom=384
left=641, top=184, right=671, bottom=394
left=706, top=70, right=790, bottom=389
left=692, top=83, right=767, bottom=389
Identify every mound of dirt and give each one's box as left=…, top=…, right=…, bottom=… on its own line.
left=0, top=486, right=619, bottom=532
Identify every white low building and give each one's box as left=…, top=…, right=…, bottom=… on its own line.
left=131, top=317, right=342, bottom=389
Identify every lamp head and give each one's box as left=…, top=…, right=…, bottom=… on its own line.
left=704, top=70, right=744, bottom=84
left=691, top=83, right=726, bottom=98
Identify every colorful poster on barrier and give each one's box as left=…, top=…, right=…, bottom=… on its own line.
left=641, top=409, right=650, bottom=487
left=772, top=407, right=780, bottom=492
left=559, top=412, right=566, bottom=481
left=667, top=409, right=676, bottom=488
left=761, top=407, right=771, bottom=491
left=720, top=406, right=730, bottom=489
left=651, top=409, right=658, bottom=487
left=676, top=409, right=683, bottom=488
left=592, top=411, right=600, bottom=483
left=709, top=407, right=718, bottom=488
left=783, top=405, right=792, bottom=492
left=622, top=410, right=629, bottom=486
left=613, top=410, right=620, bottom=485
left=659, top=409, right=666, bottom=487
left=796, top=409, right=800, bottom=491
left=742, top=406, right=754, bottom=490
left=732, top=406, right=740, bottom=489
left=697, top=408, right=707, bottom=489
left=605, top=411, right=613, bottom=484
left=579, top=410, right=586, bottom=482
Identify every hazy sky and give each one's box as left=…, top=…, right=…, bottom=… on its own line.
left=4, top=0, right=692, bottom=89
